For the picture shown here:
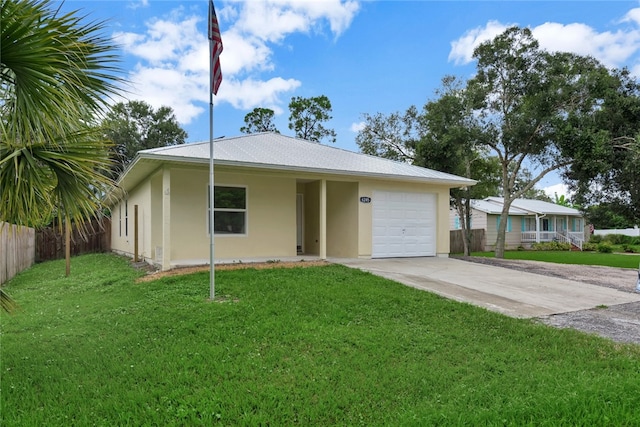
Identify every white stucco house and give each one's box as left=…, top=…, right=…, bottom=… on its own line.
left=110, top=133, right=475, bottom=270
left=450, top=197, right=587, bottom=251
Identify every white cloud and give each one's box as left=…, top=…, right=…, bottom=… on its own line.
left=448, top=11, right=640, bottom=71
left=350, top=121, right=365, bottom=133
left=112, top=1, right=360, bottom=125
left=222, top=77, right=302, bottom=112
left=232, top=0, right=360, bottom=42
left=543, top=183, right=572, bottom=201
left=532, top=22, right=640, bottom=69
left=448, top=20, right=510, bottom=65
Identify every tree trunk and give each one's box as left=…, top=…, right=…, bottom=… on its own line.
left=463, top=197, right=473, bottom=256
left=65, top=217, right=71, bottom=277
left=454, top=199, right=470, bottom=256
left=494, top=202, right=510, bottom=259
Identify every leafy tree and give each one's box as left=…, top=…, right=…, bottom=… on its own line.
left=288, top=95, right=337, bottom=143
left=102, top=101, right=187, bottom=176
left=1, top=0, right=122, bottom=293
left=508, top=168, right=552, bottom=202
left=356, top=77, right=501, bottom=255
left=416, top=76, right=500, bottom=255
left=240, top=108, right=280, bottom=134
left=553, top=193, right=572, bottom=208
left=585, top=203, right=635, bottom=229
left=467, top=27, right=625, bottom=257
left=565, top=69, right=640, bottom=226
left=356, top=106, right=421, bottom=161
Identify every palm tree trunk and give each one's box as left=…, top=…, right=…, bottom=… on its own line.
left=65, top=218, right=71, bottom=277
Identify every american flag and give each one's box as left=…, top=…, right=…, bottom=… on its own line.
left=208, top=0, right=223, bottom=95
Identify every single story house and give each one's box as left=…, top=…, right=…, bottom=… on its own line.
left=111, top=133, right=475, bottom=270
left=450, top=197, right=587, bottom=251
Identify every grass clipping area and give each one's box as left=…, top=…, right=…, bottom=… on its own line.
left=136, top=259, right=328, bottom=283
left=2, top=253, right=640, bottom=426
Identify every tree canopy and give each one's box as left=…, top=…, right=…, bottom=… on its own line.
left=288, top=95, right=337, bottom=143
left=357, top=26, right=640, bottom=257
left=1, top=0, right=123, bottom=228
left=240, top=108, right=279, bottom=134
left=1, top=0, right=123, bottom=303
left=101, top=100, right=187, bottom=177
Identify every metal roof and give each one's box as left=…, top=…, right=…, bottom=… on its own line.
left=122, top=132, right=476, bottom=189
left=473, top=197, right=582, bottom=216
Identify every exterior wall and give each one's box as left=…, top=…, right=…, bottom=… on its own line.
left=168, top=167, right=297, bottom=263
left=326, top=181, right=359, bottom=258
left=450, top=207, right=488, bottom=231
left=484, top=214, right=522, bottom=251
left=111, top=178, right=151, bottom=260
left=114, top=163, right=460, bottom=266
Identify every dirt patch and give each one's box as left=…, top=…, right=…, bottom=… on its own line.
left=456, top=256, right=640, bottom=345
left=135, top=260, right=329, bottom=283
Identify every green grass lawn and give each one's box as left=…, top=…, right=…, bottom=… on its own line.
left=472, top=250, right=640, bottom=269
left=2, top=254, right=639, bottom=426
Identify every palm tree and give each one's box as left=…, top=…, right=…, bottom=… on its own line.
left=1, top=0, right=123, bottom=310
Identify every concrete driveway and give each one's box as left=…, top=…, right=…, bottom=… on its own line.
left=334, top=257, right=640, bottom=318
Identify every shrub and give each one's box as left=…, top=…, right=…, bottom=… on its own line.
left=630, top=237, right=640, bottom=245
left=603, top=234, right=631, bottom=245
left=621, top=244, right=636, bottom=253
left=597, top=243, right=613, bottom=253
left=589, top=234, right=602, bottom=243
left=582, top=242, right=597, bottom=251
left=531, top=241, right=571, bottom=251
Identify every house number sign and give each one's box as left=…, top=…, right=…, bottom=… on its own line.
left=360, top=196, right=372, bottom=203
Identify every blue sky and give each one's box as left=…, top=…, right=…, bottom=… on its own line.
left=60, top=0, right=640, bottom=196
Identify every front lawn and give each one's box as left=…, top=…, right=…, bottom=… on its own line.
left=2, top=254, right=639, bottom=425
left=472, top=250, right=640, bottom=269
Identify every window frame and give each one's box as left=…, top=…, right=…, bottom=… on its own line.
left=496, top=215, right=512, bottom=232
left=207, top=184, right=248, bottom=236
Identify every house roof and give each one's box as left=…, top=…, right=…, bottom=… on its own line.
left=118, top=132, right=476, bottom=190
left=472, top=197, right=582, bottom=216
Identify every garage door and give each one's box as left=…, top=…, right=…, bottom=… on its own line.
left=372, top=191, right=436, bottom=258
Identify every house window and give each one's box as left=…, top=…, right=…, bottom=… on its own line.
left=541, top=218, right=551, bottom=231
left=559, top=218, right=567, bottom=231
left=571, top=218, right=583, bottom=232
left=522, top=217, right=536, bottom=232
left=208, top=185, right=246, bottom=235
left=119, top=204, right=122, bottom=237
left=497, top=215, right=512, bottom=232
left=125, top=200, right=128, bottom=237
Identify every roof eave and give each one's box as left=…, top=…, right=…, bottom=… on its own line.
left=134, top=153, right=477, bottom=187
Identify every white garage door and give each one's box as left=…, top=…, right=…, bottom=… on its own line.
left=372, top=191, right=436, bottom=258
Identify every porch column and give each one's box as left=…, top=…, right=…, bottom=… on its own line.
left=535, top=214, right=540, bottom=243
left=162, top=167, right=171, bottom=271
left=319, top=179, right=327, bottom=260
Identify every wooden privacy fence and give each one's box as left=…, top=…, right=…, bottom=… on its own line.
left=36, top=219, right=111, bottom=263
left=450, top=229, right=485, bottom=254
left=1, top=222, right=35, bottom=285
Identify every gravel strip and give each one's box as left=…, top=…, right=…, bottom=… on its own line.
left=455, top=256, right=640, bottom=345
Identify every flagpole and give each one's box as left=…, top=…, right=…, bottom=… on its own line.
left=209, top=87, right=215, bottom=300
left=208, top=1, right=215, bottom=300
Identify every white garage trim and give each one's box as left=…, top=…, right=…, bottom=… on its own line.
left=372, top=190, right=436, bottom=258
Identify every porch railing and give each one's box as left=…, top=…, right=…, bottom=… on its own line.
left=521, top=230, right=584, bottom=250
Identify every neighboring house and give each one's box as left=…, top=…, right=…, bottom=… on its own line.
left=450, top=197, right=587, bottom=251
left=111, top=133, right=475, bottom=270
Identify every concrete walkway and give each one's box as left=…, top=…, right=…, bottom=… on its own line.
left=334, top=257, right=640, bottom=318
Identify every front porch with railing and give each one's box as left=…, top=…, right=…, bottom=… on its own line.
left=521, top=230, right=584, bottom=250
